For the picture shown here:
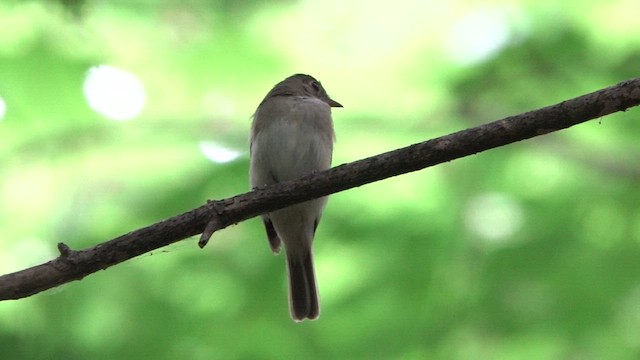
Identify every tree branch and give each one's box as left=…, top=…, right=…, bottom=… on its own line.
left=2, top=78, right=640, bottom=301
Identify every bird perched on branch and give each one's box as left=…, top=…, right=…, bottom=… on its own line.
left=250, top=74, right=342, bottom=321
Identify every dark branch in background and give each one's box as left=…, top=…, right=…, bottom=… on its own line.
left=2, top=78, right=640, bottom=301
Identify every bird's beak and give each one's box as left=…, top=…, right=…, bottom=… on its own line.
left=326, top=98, right=343, bottom=108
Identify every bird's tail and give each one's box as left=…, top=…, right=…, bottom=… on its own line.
left=286, top=250, right=319, bottom=321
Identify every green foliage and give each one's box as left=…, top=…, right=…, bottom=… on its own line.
left=1, top=0, right=640, bottom=359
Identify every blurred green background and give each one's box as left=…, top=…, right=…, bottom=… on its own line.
left=1, top=0, right=640, bottom=359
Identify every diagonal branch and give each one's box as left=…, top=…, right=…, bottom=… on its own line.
left=1, top=77, right=640, bottom=301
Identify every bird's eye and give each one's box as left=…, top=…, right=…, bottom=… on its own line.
left=311, top=81, right=321, bottom=92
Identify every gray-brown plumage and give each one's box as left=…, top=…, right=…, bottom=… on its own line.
left=250, top=74, right=341, bottom=321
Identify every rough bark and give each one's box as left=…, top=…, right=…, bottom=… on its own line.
left=1, top=77, right=639, bottom=301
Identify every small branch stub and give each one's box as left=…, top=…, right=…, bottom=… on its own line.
left=199, top=219, right=219, bottom=248
left=198, top=200, right=227, bottom=248
left=57, top=242, right=72, bottom=257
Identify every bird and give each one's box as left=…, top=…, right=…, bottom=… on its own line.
left=250, top=74, right=341, bottom=321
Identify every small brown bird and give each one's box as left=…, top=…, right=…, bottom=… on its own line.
left=249, top=74, right=341, bottom=321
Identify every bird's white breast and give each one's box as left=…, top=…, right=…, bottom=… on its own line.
left=250, top=96, right=334, bottom=187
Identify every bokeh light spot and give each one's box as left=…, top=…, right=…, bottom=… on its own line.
left=465, top=192, right=524, bottom=246
left=0, top=96, right=6, bottom=121
left=199, top=141, right=241, bottom=164
left=83, top=65, right=146, bottom=121
left=447, top=8, right=518, bottom=65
